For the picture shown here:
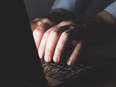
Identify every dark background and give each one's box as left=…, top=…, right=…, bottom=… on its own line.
left=24, top=0, right=55, bottom=21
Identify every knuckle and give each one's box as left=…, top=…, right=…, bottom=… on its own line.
left=71, top=53, right=78, bottom=58
left=49, top=26, right=60, bottom=35
left=32, top=18, right=41, bottom=24
left=50, top=30, right=59, bottom=36
left=42, top=18, right=51, bottom=23
left=32, top=18, right=53, bottom=29
left=33, top=29, right=39, bottom=35
left=41, top=18, right=54, bottom=28
left=34, top=27, right=46, bottom=32
left=59, top=21, right=72, bottom=26
left=44, top=30, right=51, bottom=35
left=61, top=21, right=70, bottom=24
left=60, top=21, right=67, bottom=24
left=62, top=31, right=70, bottom=37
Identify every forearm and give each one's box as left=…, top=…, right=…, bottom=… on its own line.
left=46, top=0, right=78, bottom=24
left=97, top=10, right=116, bottom=25
left=97, top=1, right=116, bottom=25
left=46, top=8, right=75, bottom=24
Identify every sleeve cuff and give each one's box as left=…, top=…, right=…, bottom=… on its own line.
left=52, top=0, right=77, bottom=12
left=104, top=1, right=116, bottom=19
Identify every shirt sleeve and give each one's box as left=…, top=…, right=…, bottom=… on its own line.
left=51, top=0, right=92, bottom=17
left=104, top=1, right=116, bottom=19
left=52, top=0, right=77, bottom=12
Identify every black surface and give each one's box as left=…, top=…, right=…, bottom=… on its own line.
left=0, top=0, right=47, bottom=87
left=24, top=0, right=54, bottom=21
left=54, top=62, right=116, bottom=87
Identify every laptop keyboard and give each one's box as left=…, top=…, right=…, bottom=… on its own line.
left=41, top=60, right=94, bottom=81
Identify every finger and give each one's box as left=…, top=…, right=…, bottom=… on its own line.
left=53, top=27, right=77, bottom=62
left=44, top=31, right=60, bottom=62
left=53, top=31, right=71, bottom=62
left=30, top=22, right=38, bottom=31
left=67, top=40, right=84, bottom=65
left=31, top=18, right=41, bottom=31
left=38, top=30, right=51, bottom=59
left=32, top=18, right=55, bottom=49
left=33, top=26, right=46, bottom=48
left=42, top=21, right=73, bottom=62
left=31, top=18, right=54, bottom=30
left=44, top=25, right=69, bottom=62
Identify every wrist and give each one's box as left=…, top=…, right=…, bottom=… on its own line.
left=46, top=8, right=75, bottom=24
left=96, top=10, right=116, bottom=25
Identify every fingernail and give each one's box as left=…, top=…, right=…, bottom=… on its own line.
left=38, top=50, right=43, bottom=59
left=45, top=55, right=51, bottom=62
left=67, top=61, right=71, bottom=65
left=39, top=53, right=43, bottom=59
left=53, top=55, right=60, bottom=62
left=67, top=60, right=74, bottom=66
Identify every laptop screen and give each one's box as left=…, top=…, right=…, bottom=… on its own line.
left=0, top=0, right=47, bottom=87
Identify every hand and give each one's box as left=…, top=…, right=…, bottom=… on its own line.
left=36, top=20, right=85, bottom=65
left=30, top=8, right=77, bottom=65
left=31, top=8, right=75, bottom=48
left=31, top=17, right=85, bottom=65
left=31, top=10, right=116, bottom=66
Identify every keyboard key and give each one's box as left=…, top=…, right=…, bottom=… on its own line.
left=41, top=60, right=94, bottom=81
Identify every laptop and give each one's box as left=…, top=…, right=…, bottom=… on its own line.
left=1, top=0, right=116, bottom=87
